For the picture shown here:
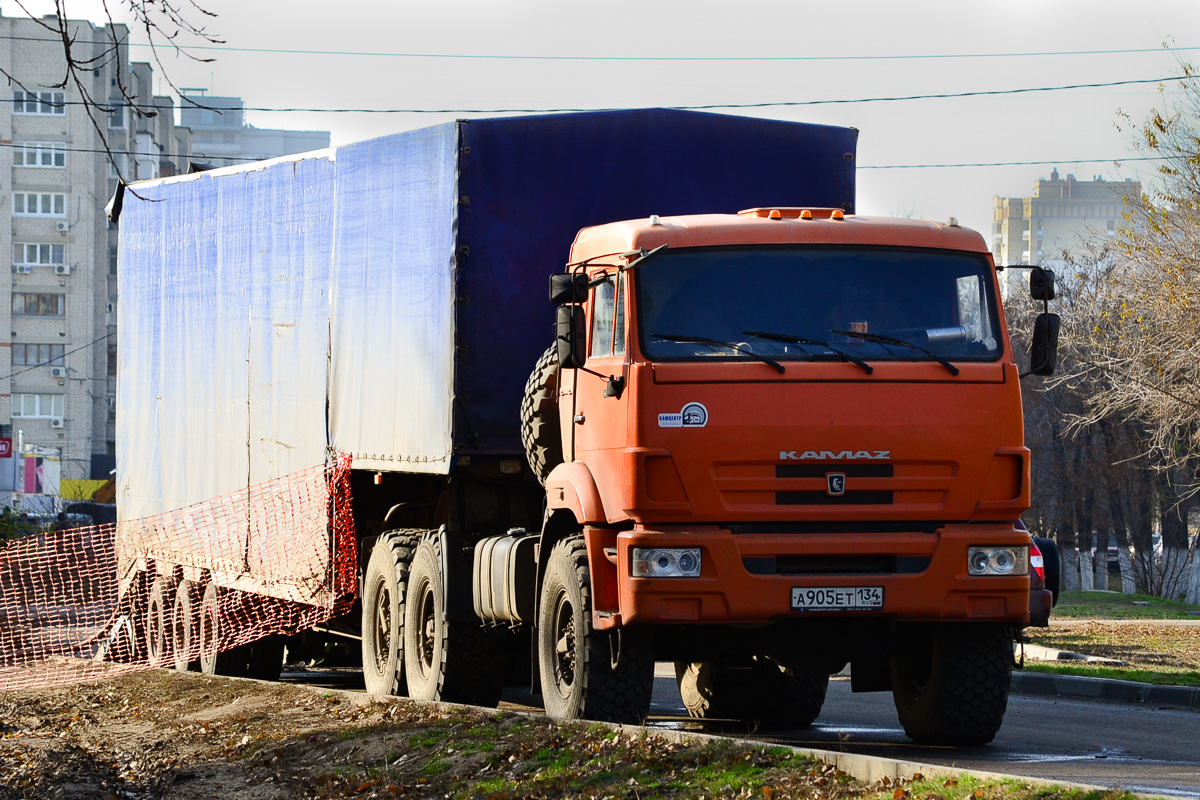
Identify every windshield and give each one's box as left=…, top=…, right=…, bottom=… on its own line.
left=636, top=246, right=1002, bottom=364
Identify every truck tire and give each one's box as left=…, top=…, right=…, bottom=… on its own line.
left=538, top=536, right=653, bottom=723
left=1033, top=537, right=1061, bottom=606
left=520, top=346, right=563, bottom=485
left=171, top=579, right=198, bottom=672
left=145, top=575, right=173, bottom=669
left=403, top=536, right=508, bottom=706
left=674, top=660, right=828, bottom=726
left=890, top=624, right=1013, bottom=746
left=361, top=531, right=421, bottom=697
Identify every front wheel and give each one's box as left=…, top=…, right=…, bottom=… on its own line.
left=890, top=623, right=1013, bottom=746
left=537, top=536, right=653, bottom=723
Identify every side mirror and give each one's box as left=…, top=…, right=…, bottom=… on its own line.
left=555, top=305, right=587, bottom=369
left=1029, top=267, right=1056, bottom=301
left=1029, top=312, right=1060, bottom=376
left=550, top=272, right=590, bottom=304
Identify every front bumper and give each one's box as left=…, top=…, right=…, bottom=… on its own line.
left=603, top=524, right=1031, bottom=627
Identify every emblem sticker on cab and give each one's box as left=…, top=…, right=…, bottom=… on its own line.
left=659, top=402, right=709, bottom=428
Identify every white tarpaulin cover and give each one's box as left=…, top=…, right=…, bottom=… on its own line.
left=118, top=125, right=458, bottom=522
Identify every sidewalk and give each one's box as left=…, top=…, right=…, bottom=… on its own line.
left=1013, top=640, right=1200, bottom=710
left=1011, top=669, right=1200, bottom=709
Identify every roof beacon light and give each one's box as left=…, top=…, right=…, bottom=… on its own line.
left=768, top=209, right=782, bottom=220
left=799, top=209, right=813, bottom=220
left=831, top=209, right=845, bottom=220
left=946, top=216, right=960, bottom=227
left=648, top=215, right=663, bottom=226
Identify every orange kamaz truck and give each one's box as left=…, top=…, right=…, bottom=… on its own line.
left=115, top=108, right=1057, bottom=747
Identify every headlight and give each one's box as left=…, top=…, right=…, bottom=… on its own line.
left=632, top=548, right=701, bottom=578
left=967, top=546, right=1028, bottom=576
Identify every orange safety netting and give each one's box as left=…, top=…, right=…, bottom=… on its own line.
left=0, top=455, right=357, bottom=692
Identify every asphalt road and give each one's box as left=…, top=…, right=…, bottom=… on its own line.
left=500, top=665, right=1200, bottom=798
left=282, top=663, right=1200, bottom=798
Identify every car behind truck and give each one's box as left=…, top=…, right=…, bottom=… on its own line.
left=114, top=108, right=1057, bottom=746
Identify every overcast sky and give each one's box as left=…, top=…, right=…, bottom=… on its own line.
left=14, top=0, right=1199, bottom=239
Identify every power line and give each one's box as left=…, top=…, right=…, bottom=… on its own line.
left=859, top=157, right=1160, bottom=170
left=3, top=332, right=114, bottom=383
left=1, top=33, right=1196, bottom=62
left=0, top=139, right=1164, bottom=171
left=7, top=75, right=1187, bottom=116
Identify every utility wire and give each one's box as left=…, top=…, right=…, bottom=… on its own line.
left=0, top=141, right=1164, bottom=170
left=3, top=332, right=114, bottom=383
left=8, top=75, right=1187, bottom=115
left=0, top=33, right=1196, bottom=62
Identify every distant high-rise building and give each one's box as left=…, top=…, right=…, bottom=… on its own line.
left=0, top=9, right=192, bottom=506
left=992, top=170, right=1140, bottom=265
left=179, top=92, right=330, bottom=167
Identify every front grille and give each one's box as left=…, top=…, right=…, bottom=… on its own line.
left=777, top=490, right=893, bottom=505
left=743, top=555, right=931, bottom=576
left=777, top=464, right=894, bottom=479
left=725, top=521, right=944, bottom=535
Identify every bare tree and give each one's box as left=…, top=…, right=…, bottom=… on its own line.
left=5, top=0, right=220, bottom=176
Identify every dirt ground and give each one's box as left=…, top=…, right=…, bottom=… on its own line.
left=0, top=669, right=856, bottom=800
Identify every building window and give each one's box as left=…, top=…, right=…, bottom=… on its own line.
left=108, top=246, right=118, bottom=275
left=107, top=344, right=117, bottom=376
left=108, top=153, right=128, bottom=179
left=13, top=243, right=65, bottom=267
left=12, top=344, right=65, bottom=367
left=13, top=142, right=66, bottom=168
left=12, top=393, right=64, bottom=418
left=13, top=89, right=65, bottom=115
left=13, top=193, right=66, bottom=217
left=107, top=101, right=125, bottom=129
left=13, top=293, right=65, bottom=317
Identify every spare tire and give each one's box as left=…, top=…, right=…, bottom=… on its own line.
left=520, top=345, right=563, bottom=484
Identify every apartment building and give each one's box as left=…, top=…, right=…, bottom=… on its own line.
left=1, top=10, right=190, bottom=507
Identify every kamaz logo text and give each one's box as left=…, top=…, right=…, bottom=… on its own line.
left=780, top=450, right=891, bottom=461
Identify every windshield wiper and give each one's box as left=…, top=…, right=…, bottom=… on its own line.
left=828, top=330, right=960, bottom=376
left=742, top=330, right=873, bottom=375
left=652, top=333, right=786, bottom=374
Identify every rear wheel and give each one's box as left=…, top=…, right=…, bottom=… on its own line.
left=198, top=582, right=223, bottom=675
left=403, top=537, right=508, bottom=706
left=1033, top=537, right=1061, bottom=606
left=890, top=623, right=1013, bottom=746
left=538, top=536, right=653, bottom=723
left=361, top=531, right=422, bottom=696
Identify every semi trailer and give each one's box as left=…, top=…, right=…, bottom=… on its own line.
left=113, top=108, right=1057, bottom=745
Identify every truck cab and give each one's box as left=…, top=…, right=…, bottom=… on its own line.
left=536, top=208, right=1046, bottom=743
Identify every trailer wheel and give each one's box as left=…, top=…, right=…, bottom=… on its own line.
left=520, top=345, right=563, bottom=485
left=674, top=660, right=828, bottom=726
left=145, top=575, right=173, bottom=669
left=890, top=624, right=1013, bottom=746
left=538, top=536, right=653, bottom=723
left=403, top=537, right=508, bottom=706
left=361, top=531, right=421, bottom=696
left=171, top=579, right=198, bottom=672
left=198, top=582, right=224, bottom=675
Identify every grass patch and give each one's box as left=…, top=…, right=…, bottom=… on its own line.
left=1053, top=590, right=1200, bottom=619
left=1021, top=661, right=1200, bottom=687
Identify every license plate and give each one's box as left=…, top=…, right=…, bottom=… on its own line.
left=791, top=586, right=883, bottom=611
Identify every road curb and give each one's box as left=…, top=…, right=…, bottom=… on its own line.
left=1011, top=670, right=1200, bottom=709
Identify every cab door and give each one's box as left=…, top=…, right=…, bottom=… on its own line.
left=569, top=270, right=630, bottom=521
